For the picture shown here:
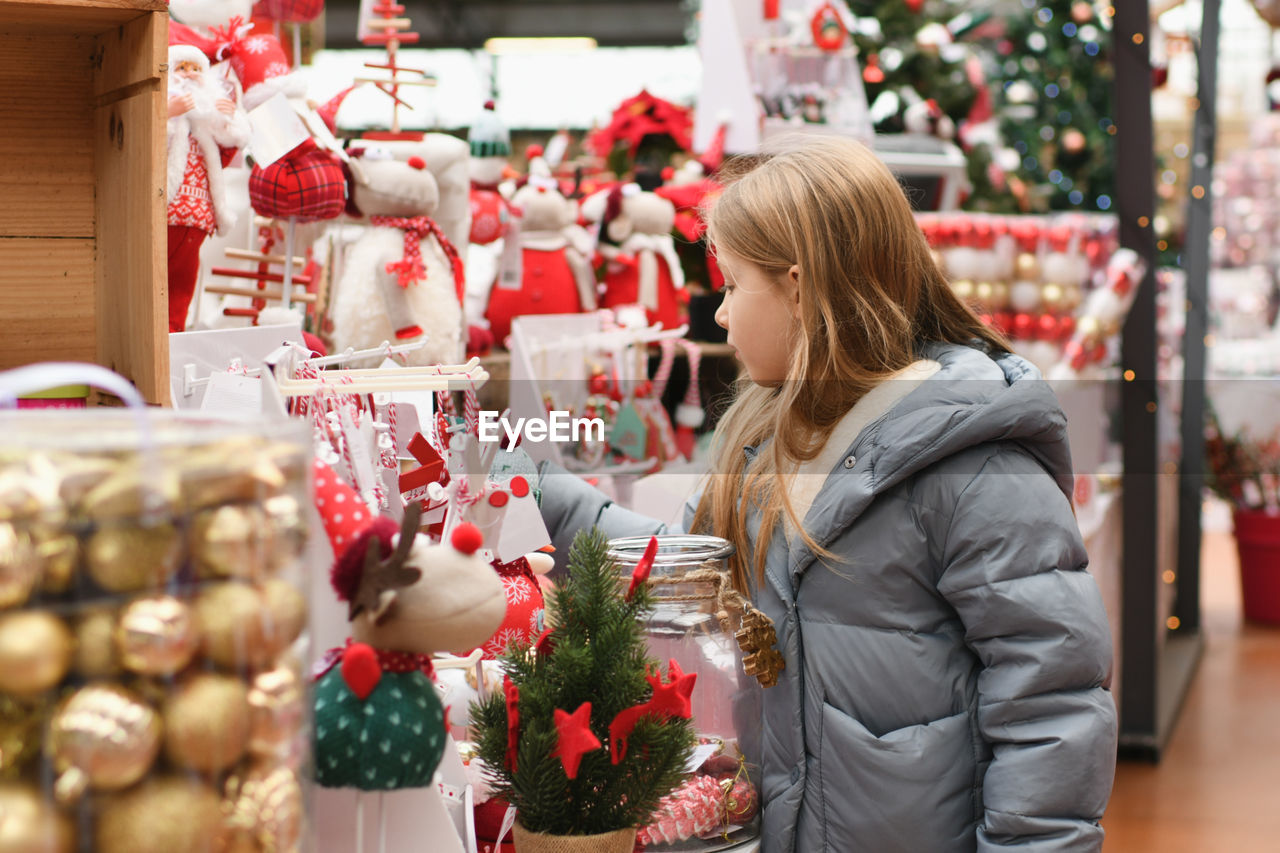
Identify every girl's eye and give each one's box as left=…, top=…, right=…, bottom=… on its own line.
left=722, top=285, right=735, bottom=294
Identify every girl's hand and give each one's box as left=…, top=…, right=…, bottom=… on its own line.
left=168, top=93, right=195, bottom=118
left=215, top=98, right=236, bottom=117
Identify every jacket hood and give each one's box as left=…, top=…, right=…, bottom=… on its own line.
left=860, top=341, right=1075, bottom=501
left=781, top=341, right=1075, bottom=582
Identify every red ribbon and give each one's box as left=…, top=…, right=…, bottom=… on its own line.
left=370, top=215, right=466, bottom=303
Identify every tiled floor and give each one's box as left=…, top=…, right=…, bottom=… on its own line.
left=1102, top=530, right=1280, bottom=851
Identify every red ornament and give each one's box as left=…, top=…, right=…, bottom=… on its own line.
left=1057, top=315, right=1076, bottom=341
left=1036, top=314, right=1058, bottom=340
left=1012, top=312, right=1034, bottom=340
left=510, top=476, right=530, bottom=498
left=551, top=702, right=601, bottom=779
left=452, top=522, right=484, bottom=555
left=504, top=675, right=520, bottom=772
left=398, top=432, right=446, bottom=497
left=487, top=490, right=509, bottom=508
left=340, top=642, right=382, bottom=700
left=763, top=0, right=780, bottom=20
left=862, top=54, right=885, bottom=85
left=608, top=702, right=653, bottom=764
left=810, top=2, right=847, bottom=52
left=534, top=627, right=556, bottom=658
left=625, top=536, right=660, bottom=600
left=905, top=0, right=924, bottom=12
left=646, top=659, right=696, bottom=720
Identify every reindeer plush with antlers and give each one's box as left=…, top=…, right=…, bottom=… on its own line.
left=311, top=460, right=506, bottom=791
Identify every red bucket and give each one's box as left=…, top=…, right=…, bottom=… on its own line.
left=1233, top=508, right=1280, bottom=624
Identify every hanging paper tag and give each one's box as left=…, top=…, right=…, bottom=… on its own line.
left=493, top=488, right=550, bottom=564
left=199, top=372, right=261, bottom=415
left=247, top=92, right=311, bottom=168
left=338, top=406, right=379, bottom=503
left=497, top=217, right=524, bottom=291
left=683, top=743, right=720, bottom=774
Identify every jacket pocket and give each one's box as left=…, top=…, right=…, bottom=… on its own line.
left=811, top=703, right=977, bottom=853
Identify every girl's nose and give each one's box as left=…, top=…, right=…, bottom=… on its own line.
left=714, top=297, right=728, bottom=330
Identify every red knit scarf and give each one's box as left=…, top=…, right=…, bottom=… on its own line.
left=370, top=215, right=466, bottom=303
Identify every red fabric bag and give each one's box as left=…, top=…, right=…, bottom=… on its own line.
left=249, top=139, right=347, bottom=222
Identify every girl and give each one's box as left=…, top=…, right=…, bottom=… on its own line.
left=538, top=135, right=1117, bottom=852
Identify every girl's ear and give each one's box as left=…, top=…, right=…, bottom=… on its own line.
left=785, top=264, right=802, bottom=315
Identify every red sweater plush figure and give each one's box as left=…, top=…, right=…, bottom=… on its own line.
left=590, top=184, right=685, bottom=330
left=165, top=41, right=251, bottom=332
left=484, top=172, right=596, bottom=346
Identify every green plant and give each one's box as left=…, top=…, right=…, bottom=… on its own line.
left=471, top=528, right=696, bottom=835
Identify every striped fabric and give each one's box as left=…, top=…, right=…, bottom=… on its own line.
left=249, top=141, right=347, bottom=222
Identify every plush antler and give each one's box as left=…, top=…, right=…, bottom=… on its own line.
left=350, top=501, right=424, bottom=622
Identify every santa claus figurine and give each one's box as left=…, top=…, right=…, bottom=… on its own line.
left=165, top=43, right=251, bottom=332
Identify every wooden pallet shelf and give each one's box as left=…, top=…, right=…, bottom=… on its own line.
left=0, top=0, right=169, bottom=403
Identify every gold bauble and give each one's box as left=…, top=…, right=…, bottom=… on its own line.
left=189, top=505, right=270, bottom=581
left=973, top=281, right=995, bottom=308
left=48, top=684, right=161, bottom=803
left=0, top=611, right=72, bottom=697
left=178, top=441, right=286, bottom=512
left=0, top=523, right=39, bottom=610
left=94, top=776, right=225, bottom=853
left=225, top=763, right=303, bottom=853
left=1039, top=282, right=1065, bottom=313
left=0, top=695, right=44, bottom=779
left=0, top=784, right=75, bottom=853
left=989, top=281, right=1010, bottom=310
left=0, top=471, right=47, bottom=522
left=162, top=673, right=250, bottom=773
left=116, top=596, right=199, bottom=676
left=34, top=530, right=78, bottom=594
left=54, top=456, right=120, bottom=509
left=1014, top=252, right=1040, bottom=281
left=1062, top=283, right=1084, bottom=311
left=260, top=579, right=306, bottom=665
left=950, top=279, right=975, bottom=301
left=262, top=495, right=307, bottom=572
left=80, top=466, right=178, bottom=523
left=72, top=607, right=121, bottom=679
left=86, top=523, right=181, bottom=593
left=247, top=667, right=304, bottom=756
left=1077, top=315, right=1102, bottom=342
left=194, top=582, right=268, bottom=671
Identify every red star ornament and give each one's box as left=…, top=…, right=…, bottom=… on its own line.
left=607, top=703, right=654, bottom=764
left=551, top=702, right=601, bottom=779
left=625, top=536, right=660, bottom=600
left=646, top=658, right=696, bottom=719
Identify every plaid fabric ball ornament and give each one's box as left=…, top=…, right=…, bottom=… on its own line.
left=250, top=139, right=347, bottom=222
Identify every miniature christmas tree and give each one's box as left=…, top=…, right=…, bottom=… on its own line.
left=472, top=529, right=696, bottom=836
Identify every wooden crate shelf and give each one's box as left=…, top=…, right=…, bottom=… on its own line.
left=0, top=0, right=169, bottom=403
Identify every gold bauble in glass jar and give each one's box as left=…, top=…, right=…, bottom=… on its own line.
left=0, top=611, right=72, bottom=697
left=116, top=595, right=200, bottom=677
left=93, top=776, right=225, bottom=853
left=162, top=673, right=251, bottom=773
left=0, top=523, right=39, bottom=610
left=0, top=783, right=75, bottom=853
left=48, top=684, right=161, bottom=803
left=86, top=523, right=181, bottom=593
left=72, top=607, right=121, bottom=679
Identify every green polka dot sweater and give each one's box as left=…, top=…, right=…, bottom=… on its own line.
left=313, top=648, right=447, bottom=791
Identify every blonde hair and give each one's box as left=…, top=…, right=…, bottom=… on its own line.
left=691, top=135, right=1008, bottom=593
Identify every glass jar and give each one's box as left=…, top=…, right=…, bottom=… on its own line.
left=0, top=409, right=311, bottom=853
left=608, top=535, right=761, bottom=852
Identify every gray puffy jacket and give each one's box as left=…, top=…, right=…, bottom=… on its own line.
left=538, top=342, right=1117, bottom=852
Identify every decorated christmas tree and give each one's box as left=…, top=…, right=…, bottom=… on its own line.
left=977, top=0, right=1116, bottom=212
left=471, top=529, right=696, bottom=837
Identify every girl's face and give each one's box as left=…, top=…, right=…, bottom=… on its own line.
left=713, top=249, right=800, bottom=386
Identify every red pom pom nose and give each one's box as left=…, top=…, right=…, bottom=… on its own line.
left=407, top=155, right=427, bottom=170
left=451, top=522, right=484, bottom=555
